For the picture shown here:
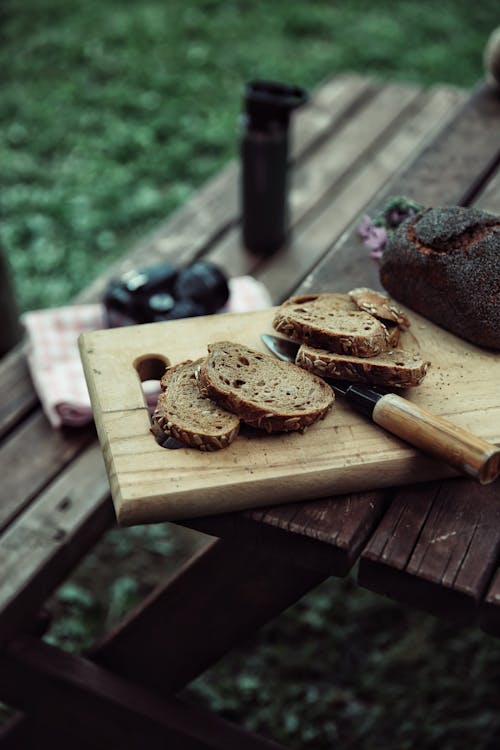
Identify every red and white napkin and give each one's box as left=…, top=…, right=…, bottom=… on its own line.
left=22, top=275, right=272, bottom=428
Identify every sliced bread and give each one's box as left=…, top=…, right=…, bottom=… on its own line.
left=348, top=287, right=411, bottom=329
left=152, top=359, right=240, bottom=451
left=296, top=343, right=430, bottom=388
left=279, top=293, right=358, bottom=312
left=198, top=341, right=334, bottom=433
left=273, top=296, right=391, bottom=357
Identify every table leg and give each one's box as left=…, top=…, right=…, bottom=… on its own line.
left=0, top=634, right=285, bottom=749
left=91, top=536, right=327, bottom=694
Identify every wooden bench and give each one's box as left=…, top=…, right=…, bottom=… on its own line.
left=1, top=73, right=500, bottom=748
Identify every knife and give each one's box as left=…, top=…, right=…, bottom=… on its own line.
left=261, top=333, right=500, bottom=485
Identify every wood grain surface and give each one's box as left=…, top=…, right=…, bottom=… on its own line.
left=80, top=304, right=500, bottom=525
left=359, top=478, right=500, bottom=624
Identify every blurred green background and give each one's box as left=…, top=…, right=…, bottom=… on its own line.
left=2, top=3, right=500, bottom=748
left=1, top=0, right=498, bottom=312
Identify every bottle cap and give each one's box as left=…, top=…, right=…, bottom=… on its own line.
left=244, top=80, right=308, bottom=131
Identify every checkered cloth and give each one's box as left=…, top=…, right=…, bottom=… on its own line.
left=22, top=275, right=272, bottom=428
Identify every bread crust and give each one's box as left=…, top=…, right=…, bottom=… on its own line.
left=297, top=344, right=430, bottom=388
left=380, top=206, right=500, bottom=350
left=198, top=341, right=334, bottom=433
left=152, top=359, right=240, bottom=451
left=273, top=296, right=391, bottom=357
left=348, top=287, right=411, bottom=328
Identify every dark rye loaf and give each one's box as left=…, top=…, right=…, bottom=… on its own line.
left=379, top=205, right=500, bottom=350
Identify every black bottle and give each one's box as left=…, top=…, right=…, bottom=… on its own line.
left=241, top=80, right=308, bottom=256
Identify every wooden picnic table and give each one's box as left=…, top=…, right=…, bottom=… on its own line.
left=1, top=73, right=500, bottom=748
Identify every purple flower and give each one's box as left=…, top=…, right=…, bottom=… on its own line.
left=358, top=196, right=424, bottom=261
left=357, top=215, right=388, bottom=260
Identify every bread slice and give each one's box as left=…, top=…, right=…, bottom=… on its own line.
left=277, top=291, right=402, bottom=347
left=348, top=287, right=411, bottom=329
left=279, top=293, right=358, bottom=312
left=198, top=341, right=334, bottom=433
left=152, top=359, right=240, bottom=451
left=296, top=344, right=430, bottom=388
left=273, top=296, right=391, bottom=357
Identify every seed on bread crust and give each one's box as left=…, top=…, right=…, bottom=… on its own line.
left=296, top=343, right=429, bottom=388
left=348, top=287, right=411, bottom=329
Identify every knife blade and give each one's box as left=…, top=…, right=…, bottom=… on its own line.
left=261, top=333, right=500, bottom=485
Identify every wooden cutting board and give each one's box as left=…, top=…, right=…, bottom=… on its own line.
left=79, top=308, right=500, bottom=525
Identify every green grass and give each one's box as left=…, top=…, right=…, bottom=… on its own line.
left=189, top=575, right=500, bottom=749
left=3, top=2, right=500, bottom=746
left=1, top=0, right=498, bottom=311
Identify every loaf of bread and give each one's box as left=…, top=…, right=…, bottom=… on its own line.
left=296, top=343, right=430, bottom=388
left=152, top=359, right=240, bottom=451
left=379, top=206, right=500, bottom=350
left=198, top=341, right=334, bottom=433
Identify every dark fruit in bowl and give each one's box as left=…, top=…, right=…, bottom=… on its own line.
left=174, top=261, right=229, bottom=314
left=104, top=260, right=230, bottom=325
left=153, top=298, right=207, bottom=321
left=132, top=291, right=176, bottom=323
left=120, top=263, right=178, bottom=296
left=104, top=281, right=139, bottom=326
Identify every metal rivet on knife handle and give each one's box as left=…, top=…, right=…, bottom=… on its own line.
left=372, top=393, right=500, bottom=484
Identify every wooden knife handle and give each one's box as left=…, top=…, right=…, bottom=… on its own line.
left=372, top=393, right=500, bottom=484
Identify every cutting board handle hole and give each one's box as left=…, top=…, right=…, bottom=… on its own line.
left=134, top=354, right=169, bottom=418
left=134, top=354, right=169, bottom=382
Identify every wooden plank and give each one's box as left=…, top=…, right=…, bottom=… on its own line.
left=291, top=73, right=380, bottom=158
left=380, top=80, right=500, bottom=208
left=0, top=635, right=285, bottom=749
left=0, top=443, right=114, bottom=645
left=91, top=537, right=326, bottom=694
left=480, top=570, right=500, bottom=637
left=251, top=491, right=388, bottom=568
left=188, top=489, right=389, bottom=576
left=0, top=346, right=37, bottom=440
left=0, top=411, right=94, bottom=532
left=359, top=478, right=500, bottom=622
left=473, top=161, right=500, bottom=213
left=284, top=82, right=424, bottom=226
